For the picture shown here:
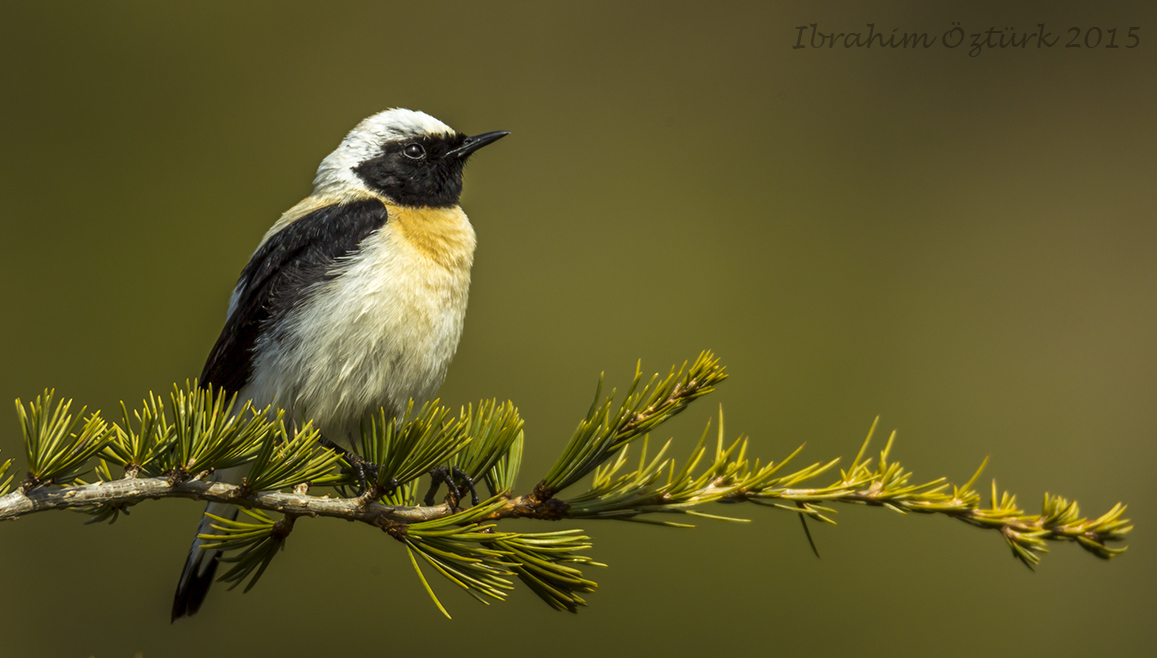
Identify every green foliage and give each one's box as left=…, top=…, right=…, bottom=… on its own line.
left=198, top=508, right=288, bottom=592
left=243, top=419, right=342, bottom=492
left=99, top=382, right=282, bottom=478
left=493, top=532, right=603, bottom=612
left=0, top=351, right=1133, bottom=618
left=542, top=352, right=727, bottom=494
left=168, top=383, right=272, bottom=474
left=486, top=429, right=523, bottom=497
left=565, top=417, right=752, bottom=526
left=101, top=393, right=174, bottom=477
left=402, top=499, right=519, bottom=616
left=450, top=400, right=523, bottom=494
left=0, top=448, right=13, bottom=495
left=16, top=390, right=113, bottom=487
left=358, top=401, right=471, bottom=496
left=400, top=500, right=602, bottom=617
left=962, top=483, right=1133, bottom=568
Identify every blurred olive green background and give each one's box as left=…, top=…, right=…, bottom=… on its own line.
left=1, top=1, right=1154, bottom=656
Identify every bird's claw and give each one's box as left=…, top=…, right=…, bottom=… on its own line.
left=424, top=465, right=480, bottom=507
left=321, top=438, right=383, bottom=498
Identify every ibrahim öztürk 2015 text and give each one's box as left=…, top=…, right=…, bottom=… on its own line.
left=792, top=23, right=1140, bottom=57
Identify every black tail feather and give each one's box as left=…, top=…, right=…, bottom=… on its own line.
left=171, top=549, right=223, bottom=622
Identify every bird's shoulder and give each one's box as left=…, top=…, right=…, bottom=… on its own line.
left=200, top=194, right=392, bottom=393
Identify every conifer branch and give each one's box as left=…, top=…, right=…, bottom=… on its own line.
left=0, top=352, right=1132, bottom=614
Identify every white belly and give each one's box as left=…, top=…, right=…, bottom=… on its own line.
left=244, top=213, right=474, bottom=450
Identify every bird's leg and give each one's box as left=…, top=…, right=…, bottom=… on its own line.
left=423, top=465, right=480, bottom=507
left=423, top=467, right=453, bottom=508
left=453, top=466, right=481, bottom=506
left=347, top=453, right=381, bottom=500
left=319, top=438, right=383, bottom=498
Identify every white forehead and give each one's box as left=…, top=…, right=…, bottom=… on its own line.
left=353, top=108, right=456, bottom=142
left=313, top=108, right=457, bottom=195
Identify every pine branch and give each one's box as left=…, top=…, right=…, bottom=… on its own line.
left=561, top=413, right=1132, bottom=567
left=0, top=352, right=1133, bottom=615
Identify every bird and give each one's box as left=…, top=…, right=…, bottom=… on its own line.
left=171, top=108, right=508, bottom=621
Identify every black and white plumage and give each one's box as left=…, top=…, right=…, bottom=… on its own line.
left=171, top=109, right=508, bottom=620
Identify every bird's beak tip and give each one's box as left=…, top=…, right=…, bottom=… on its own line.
left=449, top=131, right=510, bottom=158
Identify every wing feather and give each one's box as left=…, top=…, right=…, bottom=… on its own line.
left=199, top=198, right=391, bottom=393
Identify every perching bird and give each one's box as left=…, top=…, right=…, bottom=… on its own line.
left=171, top=109, right=508, bottom=621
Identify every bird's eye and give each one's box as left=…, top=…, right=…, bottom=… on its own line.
left=403, top=143, right=426, bottom=159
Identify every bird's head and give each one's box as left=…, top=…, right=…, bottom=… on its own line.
left=314, top=108, right=508, bottom=207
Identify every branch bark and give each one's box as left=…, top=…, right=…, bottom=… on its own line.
left=0, top=476, right=569, bottom=528
left=0, top=477, right=454, bottom=526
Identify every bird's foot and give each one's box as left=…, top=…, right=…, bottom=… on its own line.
left=423, top=465, right=480, bottom=507
left=321, top=439, right=383, bottom=498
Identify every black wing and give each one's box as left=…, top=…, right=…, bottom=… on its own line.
left=200, top=198, right=391, bottom=394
